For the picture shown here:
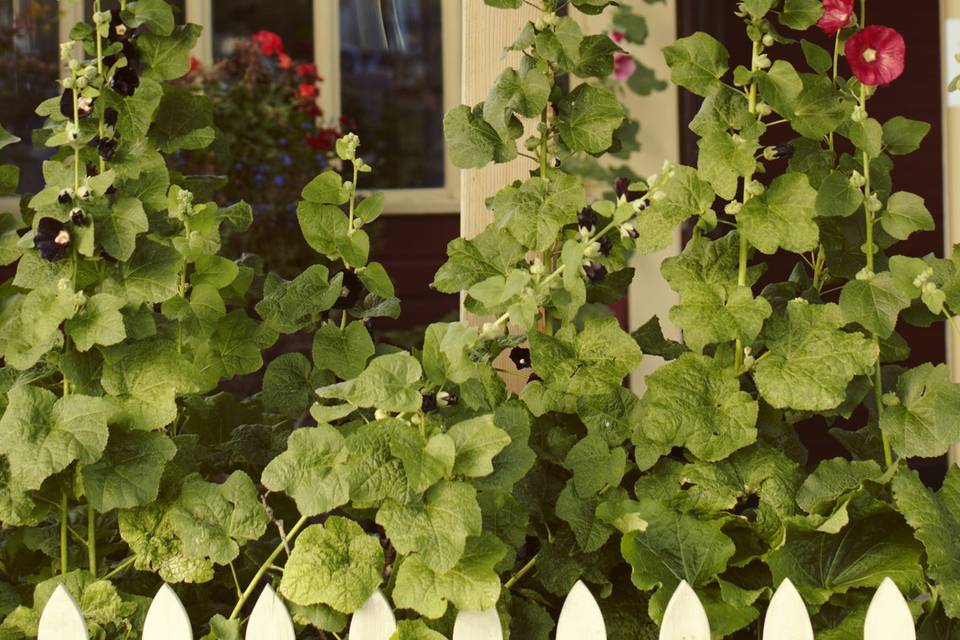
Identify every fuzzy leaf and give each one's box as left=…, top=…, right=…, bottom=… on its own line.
left=881, top=363, right=960, bottom=459
left=447, top=415, right=511, bottom=478
left=662, top=32, right=729, bottom=97
left=740, top=173, right=819, bottom=255
left=881, top=191, right=934, bottom=240
left=81, top=428, right=176, bottom=511
left=65, top=294, right=126, bottom=352
left=839, top=272, right=911, bottom=338
left=557, top=84, right=625, bottom=154
left=261, top=426, right=350, bottom=516
left=312, top=321, right=375, bottom=380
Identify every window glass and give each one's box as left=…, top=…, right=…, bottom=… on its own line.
left=339, top=0, right=445, bottom=190
left=85, top=0, right=186, bottom=22
left=0, top=0, right=60, bottom=193
left=212, top=0, right=312, bottom=61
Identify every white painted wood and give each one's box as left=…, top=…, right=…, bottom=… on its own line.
left=349, top=590, right=398, bottom=640
left=453, top=609, right=503, bottom=640
left=864, top=578, right=916, bottom=640
left=143, top=584, right=193, bottom=640
left=38, top=584, right=87, bottom=640
left=659, top=581, right=710, bottom=640
left=763, top=579, right=812, bottom=640
left=556, top=580, right=606, bottom=640
left=245, top=584, right=295, bottom=640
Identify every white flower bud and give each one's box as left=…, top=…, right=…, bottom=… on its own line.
left=756, top=54, right=772, bottom=70
left=60, top=41, right=76, bottom=61
left=756, top=102, right=772, bottom=116
left=584, top=242, right=601, bottom=259
left=746, top=180, right=765, bottom=197
left=724, top=201, right=743, bottom=216
left=762, top=34, right=775, bottom=47
left=855, top=267, right=875, bottom=281
left=864, top=193, right=882, bottom=213
left=374, top=409, right=389, bottom=421
left=849, top=171, right=866, bottom=188
left=851, top=105, right=867, bottom=123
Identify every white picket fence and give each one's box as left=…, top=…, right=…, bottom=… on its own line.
left=35, top=576, right=916, bottom=639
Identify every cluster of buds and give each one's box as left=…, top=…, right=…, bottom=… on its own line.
left=534, top=12, right=560, bottom=31
left=912, top=267, right=935, bottom=289
left=336, top=133, right=361, bottom=162
left=855, top=266, right=875, bottom=281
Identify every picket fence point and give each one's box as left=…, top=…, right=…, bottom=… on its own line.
left=37, top=584, right=86, bottom=640
left=763, top=578, right=813, bottom=640
left=556, top=580, right=606, bottom=640
left=349, top=589, right=397, bottom=640
left=659, top=580, right=710, bottom=640
left=246, top=583, right=295, bottom=640
left=864, top=577, right=916, bottom=640
left=452, top=609, right=503, bottom=640
left=143, top=583, right=192, bottom=640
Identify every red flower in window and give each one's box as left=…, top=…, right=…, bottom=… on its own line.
left=299, top=101, right=322, bottom=117
left=305, top=128, right=339, bottom=151
left=189, top=56, right=202, bottom=74
left=613, top=53, right=636, bottom=81
left=297, top=63, right=317, bottom=78
left=817, top=0, right=854, bottom=37
left=278, top=53, right=293, bottom=70
left=845, top=25, right=906, bottom=86
left=252, top=30, right=284, bottom=56
left=298, top=82, right=318, bottom=99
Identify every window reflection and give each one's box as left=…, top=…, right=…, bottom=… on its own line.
left=340, top=0, right=445, bottom=190
left=212, top=0, right=312, bottom=61
left=84, top=0, right=185, bottom=22
left=0, top=0, right=60, bottom=193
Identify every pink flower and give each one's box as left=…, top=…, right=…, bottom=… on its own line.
left=189, top=56, right=202, bottom=74
left=845, top=25, right=906, bottom=86
left=817, top=0, right=854, bottom=37
left=297, top=63, right=317, bottom=78
left=278, top=53, right=292, bottom=70
left=252, top=30, right=284, bottom=56
left=613, top=53, right=636, bottom=81
left=608, top=30, right=625, bottom=44
left=297, top=82, right=318, bottom=99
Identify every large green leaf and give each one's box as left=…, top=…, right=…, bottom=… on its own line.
left=447, top=415, right=510, bottom=478
left=255, top=266, right=340, bottom=334
left=139, top=24, right=202, bottom=80
left=149, top=84, right=214, bottom=152
left=739, top=172, right=819, bottom=255
left=556, top=84, right=625, bottom=154
left=433, top=227, right=525, bottom=293
left=280, top=518, right=384, bottom=613
left=261, top=426, right=350, bottom=516
left=444, top=104, right=514, bottom=169
left=790, top=74, right=848, bottom=139
left=492, top=173, right=585, bottom=251
left=753, top=301, right=877, bottom=411
left=839, top=272, right=911, bottom=339
left=318, top=352, right=423, bottom=413
left=65, top=294, right=127, bottom=352
left=662, top=32, right=729, bottom=97
left=312, top=321, right=375, bottom=380
left=881, top=191, right=934, bottom=241
left=881, top=364, right=960, bottom=459
left=81, top=428, right=176, bottom=511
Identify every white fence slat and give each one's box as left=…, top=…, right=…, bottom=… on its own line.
left=659, top=581, right=710, bottom=640
left=763, top=579, right=812, bottom=640
left=38, top=584, right=88, bottom=640
left=349, top=590, right=398, bottom=640
left=453, top=609, right=503, bottom=640
left=556, top=580, right=606, bottom=640
left=143, top=584, right=192, bottom=640
left=864, top=578, right=915, bottom=640
left=245, top=584, right=295, bottom=640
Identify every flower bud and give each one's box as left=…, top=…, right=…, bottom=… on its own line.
left=851, top=105, right=867, bottom=123
left=374, top=408, right=389, bottom=420
left=855, top=267, right=875, bottom=281
left=864, top=193, right=882, bottom=213
left=724, top=201, right=743, bottom=216
left=756, top=54, right=771, bottom=69
left=755, top=102, right=772, bottom=116
left=849, top=171, right=866, bottom=188
left=762, top=34, right=775, bottom=47
left=60, top=41, right=76, bottom=61
left=746, top=180, right=765, bottom=197
left=881, top=392, right=900, bottom=407
left=620, top=222, right=639, bottom=239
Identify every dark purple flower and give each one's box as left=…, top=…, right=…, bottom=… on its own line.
left=577, top=207, right=598, bottom=230
left=614, top=176, right=642, bottom=202
left=585, top=262, right=608, bottom=283
left=34, top=218, right=71, bottom=262
left=103, top=107, right=119, bottom=128
left=509, top=346, right=531, bottom=370
left=334, top=269, right=366, bottom=309
left=71, top=209, right=87, bottom=226
left=96, top=137, right=119, bottom=161
left=60, top=89, right=94, bottom=119
left=58, top=189, right=73, bottom=205
left=421, top=391, right=438, bottom=413
left=598, top=236, right=614, bottom=256
left=110, top=65, right=140, bottom=97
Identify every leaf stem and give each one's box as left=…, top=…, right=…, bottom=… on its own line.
left=229, top=515, right=309, bottom=621
left=87, top=504, right=97, bottom=576
left=505, top=553, right=539, bottom=589
left=60, top=491, right=69, bottom=575
left=102, top=556, right=136, bottom=580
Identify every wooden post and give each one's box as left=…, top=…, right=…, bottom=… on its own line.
left=944, top=0, right=960, bottom=466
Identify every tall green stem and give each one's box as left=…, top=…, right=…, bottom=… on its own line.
left=95, top=0, right=105, bottom=174
left=87, top=505, right=97, bottom=576
left=60, top=491, right=69, bottom=575
left=229, top=515, right=309, bottom=621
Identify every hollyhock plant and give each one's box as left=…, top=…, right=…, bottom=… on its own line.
left=817, top=0, right=855, bottom=36
left=846, top=24, right=906, bottom=86
left=613, top=53, right=636, bottom=81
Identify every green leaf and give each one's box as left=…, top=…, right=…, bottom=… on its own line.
left=662, top=32, right=730, bottom=97
left=391, top=620, right=448, bottom=640
left=261, top=426, right=350, bottom=516
left=565, top=434, right=627, bottom=497
left=168, top=471, right=270, bottom=564
left=1, top=286, right=81, bottom=370
left=120, top=238, right=183, bottom=305
left=312, top=321, right=375, bottom=380
left=444, top=104, right=512, bottom=169
left=881, top=191, right=934, bottom=240
left=796, top=458, right=885, bottom=514
left=337, top=229, right=370, bottom=267
left=139, top=23, right=202, bottom=80
left=892, top=467, right=960, bottom=617
left=882, top=116, right=930, bottom=155
left=779, top=0, right=823, bottom=29
left=634, top=353, right=758, bottom=467
left=262, top=353, right=321, bottom=418
left=280, top=518, right=384, bottom=613
left=0, top=386, right=111, bottom=492
left=484, top=67, right=550, bottom=133
left=671, top=284, right=772, bottom=353
left=881, top=364, right=960, bottom=458
left=433, top=227, right=525, bottom=293
left=557, top=84, right=625, bottom=154
left=742, top=0, right=776, bottom=17
left=696, top=131, right=758, bottom=200
left=344, top=421, right=409, bottom=506
left=99, top=339, right=183, bottom=430
left=631, top=316, right=687, bottom=361
left=847, top=118, right=884, bottom=159
left=768, top=512, right=923, bottom=606
left=93, top=196, right=148, bottom=261
left=119, top=501, right=214, bottom=583
left=739, top=172, right=819, bottom=255
left=622, top=498, right=735, bottom=611
left=376, top=480, right=482, bottom=573
left=357, top=262, right=395, bottom=299
left=64, top=294, right=126, bottom=352
left=0, top=124, right=20, bottom=151
left=392, top=534, right=505, bottom=618
left=447, top=415, right=510, bottom=478
left=800, top=39, right=833, bottom=74
left=301, top=171, right=349, bottom=205
left=191, top=255, right=239, bottom=289
left=209, top=311, right=275, bottom=378
left=81, top=428, right=176, bottom=511
left=839, top=272, right=911, bottom=338
left=150, top=84, right=214, bottom=152
left=635, top=165, right=715, bottom=255
left=123, top=0, right=175, bottom=34
left=756, top=60, right=803, bottom=117
left=790, top=74, right=848, bottom=140
left=297, top=202, right=349, bottom=255
left=492, top=173, right=585, bottom=251
left=320, top=353, right=423, bottom=413
left=255, top=266, right=340, bottom=334
left=0, top=165, right=19, bottom=197
left=391, top=426, right=455, bottom=493
left=816, top=172, right=863, bottom=218
left=753, top=301, right=878, bottom=411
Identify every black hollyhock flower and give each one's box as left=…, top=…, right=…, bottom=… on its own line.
left=60, top=89, right=94, bottom=119
left=441, top=392, right=459, bottom=407
left=598, top=235, right=614, bottom=256
left=614, top=176, right=642, bottom=202
left=96, top=136, right=119, bottom=161
left=771, top=144, right=794, bottom=160
left=107, top=9, right=135, bottom=43
left=34, top=218, right=71, bottom=262
left=71, top=209, right=87, bottom=226
left=585, top=262, right=607, bottom=283
left=110, top=65, right=140, bottom=97
left=577, top=207, right=598, bottom=230
left=421, top=391, right=438, bottom=414
left=104, top=41, right=141, bottom=73
left=105, top=185, right=117, bottom=196
left=509, top=346, right=531, bottom=370
left=333, top=269, right=367, bottom=309
left=104, top=107, right=119, bottom=128
left=58, top=189, right=73, bottom=205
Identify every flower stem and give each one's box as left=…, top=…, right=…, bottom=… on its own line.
left=95, top=0, right=105, bottom=174
left=87, top=504, right=97, bottom=576
left=229, top=515, right=309, bottom=621
left=102, top=556, right=136, bottom=580
left=60, top=491, right=69, bottom=575
left=505, top=553, right=539, bottom=589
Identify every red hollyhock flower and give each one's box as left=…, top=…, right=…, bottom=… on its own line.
left=298, top=82, right=318, bottom=99
left=278, top=53, right=293, bottom=70
left=613, top=53, right=636, bottom=81
left=817, top=0, right=854, bottom=36
left=845, top=25, right=906, bottom=86
left=299, top=101, right=322, bottom=117
left=189, top=56, right=202, bottom=74
left=297, top=63, right=317, bottom=78
left=252, top=30, right=284, bottom=56
left=608, top=30, right=625, bottom=44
